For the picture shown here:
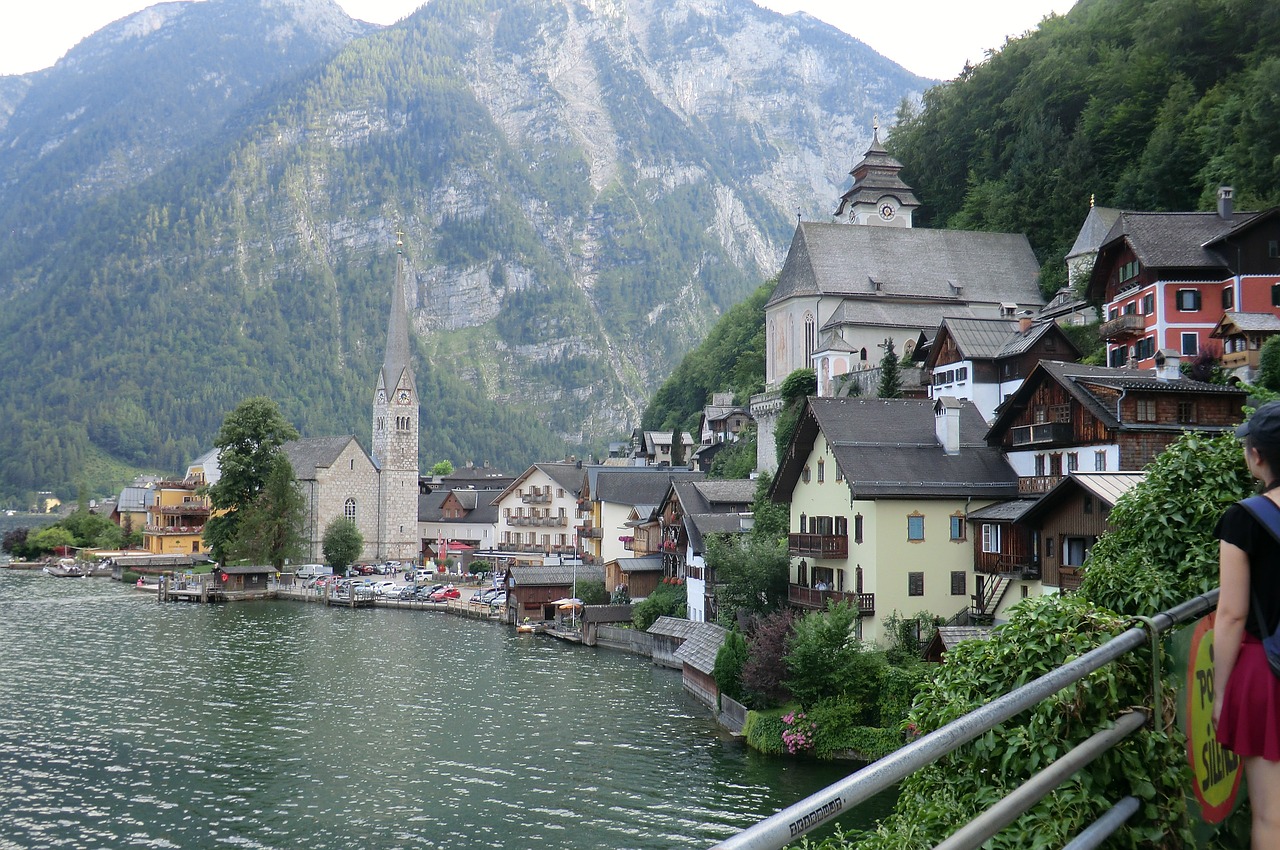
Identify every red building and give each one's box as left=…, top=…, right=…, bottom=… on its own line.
left=1086, top=188, right=1280, bottom=378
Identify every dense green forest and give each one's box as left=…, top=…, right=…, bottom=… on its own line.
left=888, top=0, right=1280, bottom=297
left=640, top=280, right=771, bottom=433
left=644, top=0, right=1280, bottom=432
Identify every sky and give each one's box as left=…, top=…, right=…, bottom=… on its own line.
left=2, top=0, right=1076, bottom=81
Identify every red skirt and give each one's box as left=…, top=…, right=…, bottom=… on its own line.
left=1217, top=634, right=1280, bottom=761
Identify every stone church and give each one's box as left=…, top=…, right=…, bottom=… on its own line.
left=753, top=121, right=1047, bottom=473
left=283, top=238, right=421, bottom=564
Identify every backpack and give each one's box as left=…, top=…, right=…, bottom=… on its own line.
left=1234, top=494, right=1280, bottom=679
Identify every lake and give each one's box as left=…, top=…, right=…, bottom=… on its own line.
left=0, top=571, right=895, bottom=849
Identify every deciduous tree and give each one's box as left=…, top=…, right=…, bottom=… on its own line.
left=228, top=454, right=305, bottom=570
left=322, top=517, right=363, bottom=574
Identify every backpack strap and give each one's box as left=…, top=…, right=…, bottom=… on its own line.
left=1234, top=495, right=1280, bottom=635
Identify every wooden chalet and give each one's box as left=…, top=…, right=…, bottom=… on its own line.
left=1017, top=472, right=1146, bottom=592
left=986, top=359, right=1247, bottom=497
left=1211, top=311, right=1280, bottom=379
left=604, top=556, right=664, bottom=601
left=965, top=498, right=1039, bottom=622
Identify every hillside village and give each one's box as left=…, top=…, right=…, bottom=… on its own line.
left=43, top=121, right=1273, bottom=668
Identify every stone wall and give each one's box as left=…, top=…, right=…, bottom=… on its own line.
left=593, top=625, right=654, bottom=657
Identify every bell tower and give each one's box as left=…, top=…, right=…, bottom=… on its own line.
left=833, top=118, right=921, bottom=227
left=372, top=231, right=420, bottom=562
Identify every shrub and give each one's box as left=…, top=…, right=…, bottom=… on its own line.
left=742, top=709, right=786, bottom=756
left=631, top=581, right=686, bottom=630
left=121, top=571, right=140, bottom=584
left=785, top=601, right=884, bottom=714
left=741, top=608, right=795, bottom=709
left=713, top=629, right=749, bottom=704
left=781, top=710, right=818, bottom=755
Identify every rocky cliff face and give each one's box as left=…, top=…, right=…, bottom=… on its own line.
left=0, top=0, right=930, bottom=498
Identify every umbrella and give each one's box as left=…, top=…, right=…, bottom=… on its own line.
left=554, top=597, right=583, bottom=609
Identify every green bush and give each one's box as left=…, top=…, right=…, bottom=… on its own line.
left=631, top=580, right=686, bottom=630
left=714, top=629, right=749, bottom=704
left=742, top=709, right=787, bottom=756
left=121, top=570, right=140, bottom=584
left=877, top=665, right=933, bottom=729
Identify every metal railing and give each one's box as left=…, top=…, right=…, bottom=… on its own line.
left=710, top=589, right=1219, bottom=850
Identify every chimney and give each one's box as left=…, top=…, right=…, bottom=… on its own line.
left=1154, top=349, right=1181, bottom=382
left=1218, top=186, right=1234, bottom=220
left=1019, top=309, right=1035, bottom=335
left=934, top=397, right=962, bottom=456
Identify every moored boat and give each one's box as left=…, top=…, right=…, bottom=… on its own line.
left=44, top=558, right=85, bottom=577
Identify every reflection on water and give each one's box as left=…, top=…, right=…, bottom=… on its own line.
left=0, top=571, right=895, bottom=848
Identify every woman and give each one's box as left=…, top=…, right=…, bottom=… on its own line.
left=1216, top=399, right=1280, bottom=845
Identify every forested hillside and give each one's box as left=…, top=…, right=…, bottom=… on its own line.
left=644, top=0, right=1280, bottom=433
left=888, top=0, right=1280, bottom=296
left=0, top=0, right=929, bottom=506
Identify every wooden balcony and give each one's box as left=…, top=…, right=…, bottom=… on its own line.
left=975, top=550, right=1040, bottom=579
left=1221, top=349, right=1260, bottom=371
left=1100, top=314, right=1146, bottom=340
left=1010, top=422, right=1073, bottom=447
left=788, top=585, right=874, bottom=614
left=1018, top=474, right=1065, bottom=495
left=787, top=533, right=849, bottom=559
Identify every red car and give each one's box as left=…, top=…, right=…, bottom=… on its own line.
left=429, top=586, right=461, bottom=602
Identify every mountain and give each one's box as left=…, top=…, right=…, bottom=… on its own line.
left=0, top=0, right=930, bottom=503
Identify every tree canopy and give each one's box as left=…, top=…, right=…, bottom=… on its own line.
left=322, top=517, right=363, bottom=573
left=204, top=397, right=299, bottom=564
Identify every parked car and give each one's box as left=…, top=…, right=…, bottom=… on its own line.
left=369, top=580, right=396, bottom=596
left=353, top=564, right=377, bottom=575
left=482, top=588, right=506, bottom=605
left=295, top=564, right=332, bottom=580
left=429, top=586, right=460, bottom=602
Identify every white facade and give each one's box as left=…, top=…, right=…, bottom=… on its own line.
left=493, top=468, right=579, bottom=556
left=1003, top=444, right=1121, bottom=478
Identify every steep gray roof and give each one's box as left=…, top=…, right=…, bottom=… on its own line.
left=694, top=479, right=758, bottom=507
left=116, top=486, right=154, bottom=513
left=1101, top=211, right=1259, bottom=271
left=934, top=626, right=993, bottom=652
left=820, top=298, right=982, bottom=333
left=769, top=222, right=1042, bottom=308
left=509, top=565, right=604, bottom=587
left=967, top=498, right=1038, bottom=522
left=1214, top=312, right=1280, bottom=334
left=381, top=250, right=414, bottom=394
left=987, top=360, right=1248, bottom=439
left=1020, top=472, right=1147, bottom=527
left=648, top=616, right=703, bottom=640
left=672, top=622, right=729, bottom=675
left=774, top=398, right=1018, bottom=500
left=1066, top=206, right=1122, bottom=261
left=282, top=436, right=362, bottom=480
left=534, top=462, right=590, bottom=494
left=418, top=490, right=450, bottom=522
left=595, top=470, right=704, bottom=506
left=686, top=513, right=751, bottom=553
left=614, top=556, right=664, bottom=573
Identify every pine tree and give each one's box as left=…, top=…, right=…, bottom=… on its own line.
left=670, top=426, right=686, bottom=467
left=877, top=338, right=902, bottom=399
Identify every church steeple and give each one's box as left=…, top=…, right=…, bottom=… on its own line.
left=371, top=231, right=419, bottom=563
left=380, top=231, right=413, bottom=399
left=833, top=118, right=921, bottom=226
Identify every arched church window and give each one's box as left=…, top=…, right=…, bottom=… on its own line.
left=860, top=348, right=868, bottom=361
left=344, top=498, right=356, bottom=520
left=804, top=313, right=816, bottom=363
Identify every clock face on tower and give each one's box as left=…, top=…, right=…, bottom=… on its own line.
left=376, top=389, right=386, bottom=403
left=397, top=389, right=410, bottom=403
left=878, top=202, right=897, bottom=221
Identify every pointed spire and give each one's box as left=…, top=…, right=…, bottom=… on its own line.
left=382, top=231, right=412, bottom=394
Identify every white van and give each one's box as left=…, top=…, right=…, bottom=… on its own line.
left=294, top=564, right=332, bottom=579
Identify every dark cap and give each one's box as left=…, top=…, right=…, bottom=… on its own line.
left=1236, top=400, right=1280, bottom=444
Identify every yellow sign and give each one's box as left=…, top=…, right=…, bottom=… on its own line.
left=1183, top=613, right=1243, bottom=823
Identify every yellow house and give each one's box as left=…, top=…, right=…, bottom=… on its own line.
left=770, top=397, right=1019, bottom=646
left=142, top=479, right=211, bottom=556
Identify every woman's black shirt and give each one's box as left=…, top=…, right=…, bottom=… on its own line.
left=1216, top=501, right=1280, bottom=639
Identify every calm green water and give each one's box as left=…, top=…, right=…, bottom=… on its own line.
left=0, top=571, right=895, bottom=849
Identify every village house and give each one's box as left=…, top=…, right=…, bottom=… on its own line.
left=418, top=480, right=508, bottom=566
left=1086, top=188, right=1280, bottom=374
left=1210, top=311, right=1280, bottom=380
left=491, top=462, right=585, bottom=562
left=142, top=478, right=211, bottom=556
left=577, top=467, right=704, bottom=567
left=505, top=563, right=605, bottom=623
left=985, top=358, right=1248, bottom=495
left=922, top=315, right=1082, bottom=423
left=770, top=396, right=1019, bottom=646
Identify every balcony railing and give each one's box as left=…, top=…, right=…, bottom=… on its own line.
left=1099, top=314, right=1146, bottom=340
left=788, top=585, right=874, bottom=614
left=521, top=491, right=551, bottom=504
left=1018, top=474, right=1065, bottom=494
left=145, top=525, right=205, bottom=534
left=787, top=533, right=849, bottom=559
left=1221, top=349, right=1259, bottom=370
left=1009, top=422, right=1073, bottom=447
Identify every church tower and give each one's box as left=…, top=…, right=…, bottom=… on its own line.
left=372, top=232, right=420, bottom=562
left=833, top=118, right=921, bottom=227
